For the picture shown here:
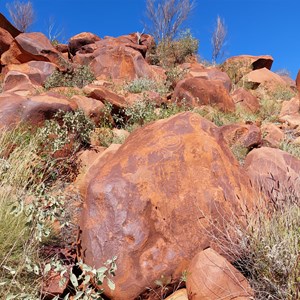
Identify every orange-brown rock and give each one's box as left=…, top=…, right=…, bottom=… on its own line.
left=0, top=27, right=14, bottom=56
left=71, top=94, right=105, bottom=122
left=261, top=123, right=284, bottom=148
left=0, top=92, right=76, bottom=128
left=296, top=70, right=300, bottom=95
left=69, top=32, right=101, bottom=55
left=186, top=248, right=253, bottom=300
left=221, top=55, right=273, bottom=84
left=220, top=123, right=262, bottom=149
left=0, top=13, right=21, bottom=37
left=79, top=112, right=255, bottom=299
left=1, top=32, right=67, bottom=69
left=2, top=71, right=36, bottom=95
left=4, top=61, right=56, bottom=86
left=83, top=84, right=127, bottom=108
left=165, top=289, right=188, bottom=300
left=242, top=68, right=287, bottom=89
left=279, top=97, right=300, bottom=128
left=245, top=147, right=300, bottom=198
left=185, top=64, right=232, bottom=92
left=172, top=77, right=235, bottom=112
left=42, top=269, right=69, bottom=298
left=231, top=88, right=260, bottom=113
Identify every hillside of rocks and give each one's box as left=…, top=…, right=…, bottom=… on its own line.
left=0, top=13, right=299, bottom=300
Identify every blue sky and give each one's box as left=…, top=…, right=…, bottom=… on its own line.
left=1, top=0, right=299, bottom=79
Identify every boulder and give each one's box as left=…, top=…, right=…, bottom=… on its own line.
left=172, top=77, right=235, bottom=112
left=296, top=70, right=300, bottom=95
left=186, top=248, right=253, bottom=300
left=220, top=123, right=262, bottom=149
left=69, top=32, right=101, bottom=56
left=221, top=55, right=273, bottom=84
left=261, top=123, right=284, bottom=148
left=279, top=97, right=300, bottom=128
left=245, top=147, right=300, bottom=200
left=231, top=88, right=260, bottom=113
left=165, top=289, right=188, bottom=300
left=83, top=84, right=127, bottom=108
left=79, top=112, right=255, bottom=299
left=3, top=61, right=57, bottom=86
left=242, top=68, right=287, bottom=90
left=2, top=71, right=36, bottom=95
left=1, top=32, right=68, bottom=69
left=0, top=92, right=76, bottom=128
left=0, top=27, right=14, bottom=56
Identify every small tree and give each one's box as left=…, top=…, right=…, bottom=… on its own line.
left=145, top=0, right=195, bottom=42
left=211, top=16, right=227, bottom=64
left=6, top=0, right=34, bottom=32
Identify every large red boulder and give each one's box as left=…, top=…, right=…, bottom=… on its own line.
left=186, top=248, right=253, bottom=300
left=79, top=112, right=255, bottom=299
left=2, top=71, right=36, bottom=95
left=1, top=32, right=67, bottom=69
left=172, top=77, right=235, bottom=112
left=244, top=147, right=300, bottom=200
left=221, top=55, right=273, bottom=84
left=0, top=92, right=76, bottom=128
left=0, top=27, right=14, bottom=56
left=296, top=70, right=300, bottom=95
left=231, top=88, right=260, bottom=113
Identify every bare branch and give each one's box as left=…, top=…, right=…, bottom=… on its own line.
left=6, top=0, right=34, bottom=32
left=145, top=0, right=195, bottom=42
left=211, top=16, right=227, bottom=63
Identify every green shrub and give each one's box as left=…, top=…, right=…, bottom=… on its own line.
left=44, top=65, right=95, bottom=89
left=148, top=30, right=199, bottom=67
left=125, top=77, right=168, bottom=95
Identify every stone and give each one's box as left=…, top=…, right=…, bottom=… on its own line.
left=279, top=97, right=300, bottom=117
left=0, top=92, right=76, bottom=128
left=79, top=112, right=255, bottom=299
left=4, top=61, right=57, bottom=86
left=296, top=70, right=300, bottom=95
left=0, top=27, right=14, bottom=56
left=231, top=88, right=260, bottom=113
left=0, top=13, right=21, bottom=37
left=245, top=147, right=300, bottom=198
left=242, top=68, right=287, bottom=89
left=71, top=94, right=105, bottom=123
left=186, top=248, right=253, bottom=300
left=172, top=77, right=235, bottom=112
left=2, top=71, right=36, bottom=95
left=220, top=123, right=262, bottom=149
left=69, top=32, right=101, bottom=55
left=221, top=55, right=273, bottom=84
left=2, top=32, right=67, bottom=69
left=42, top=269, right=69, bottom=298
left=261, top=123, right=284, bottom=148
left=83, top=84, right=128, bottom=108
left=165, top=289, right=188, bottom=300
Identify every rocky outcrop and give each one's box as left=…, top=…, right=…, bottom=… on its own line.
left=69, top=32, right=101, bottom=56
left=79, top=112, right=255, bottom=299
left=172, top=77, right=235, bottom=111
left=186, top=248, right=253, bottom=300
left=231, top=88, right=260, bottom=113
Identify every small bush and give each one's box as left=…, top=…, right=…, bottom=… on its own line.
left=125, top=77, right=168, bottom=95
left=148, top=30, right=199, bottom=67
left=44, top=65, right=95, bottom=89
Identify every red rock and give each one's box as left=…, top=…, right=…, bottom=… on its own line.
left=71, top=94, right=105, bottom=122
left=0, top=13, right=21, bottom=37
left=279, top=97, right=299, bottom=117
left=83, top=84, right=127, bottom=108
left=0, top=27, right=14, bottom=56
left=245, top=147, right=300, bottom=197
left=296, top=70, right=300, bottom=95
left=172, top=77, right=235, bottom=112
left=231, top=88, right=260, bottom=113
left=2, top=71, right=36, bottom=95
left=261, top=123, right=284, bottom=148
left=42, top=269, right=69, bottom=298
left=69, top=32, right=101, bottom=56
left=0, top=92, right=76, bottom=128
left=4, top=61, right=56, bottom=86
left=221, top=55, right=273, bottom=84
left=79, top=112, right=255, bottom=299
left=186, top=248, right=253, bottom=300
left=165, top=289, right=188, bottom=300
left=242, top=68, right=287, bottom=89
left=2, top=32, right=68, bottom=69
left=220, top=123, right=262, bottom=149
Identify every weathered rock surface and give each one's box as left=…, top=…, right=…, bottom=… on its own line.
left=186, top=248, right=253, bottom=300
left=0, top=13, right=21, bottom=37
left=0, top=27, right=14, bottom=56
left=231, top=87, right=260, bottom=113
left=69, top=32, right=101, bottom=55
left=261, top=123, right=284, bottom=148
left=2, top=71, right=36, bottom=95
left=79, top=112, right=255, bottom=299
left=2, top=32, right=67, bottom=69
left=165, top=289, right=188, bottom=300
left=245, top=147, right=300, bottom=198
left=0, top=92, right=76, bottom=128
left=279, top=97, right=300, bottom=128
left=221, top=55, right=273, bottom=84
left=172, top=77, right=235, bottom=111
left=296, top=70, right=300, bottom=95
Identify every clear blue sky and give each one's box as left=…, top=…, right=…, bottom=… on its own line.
left=1, top=0, right=299, bottom=79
